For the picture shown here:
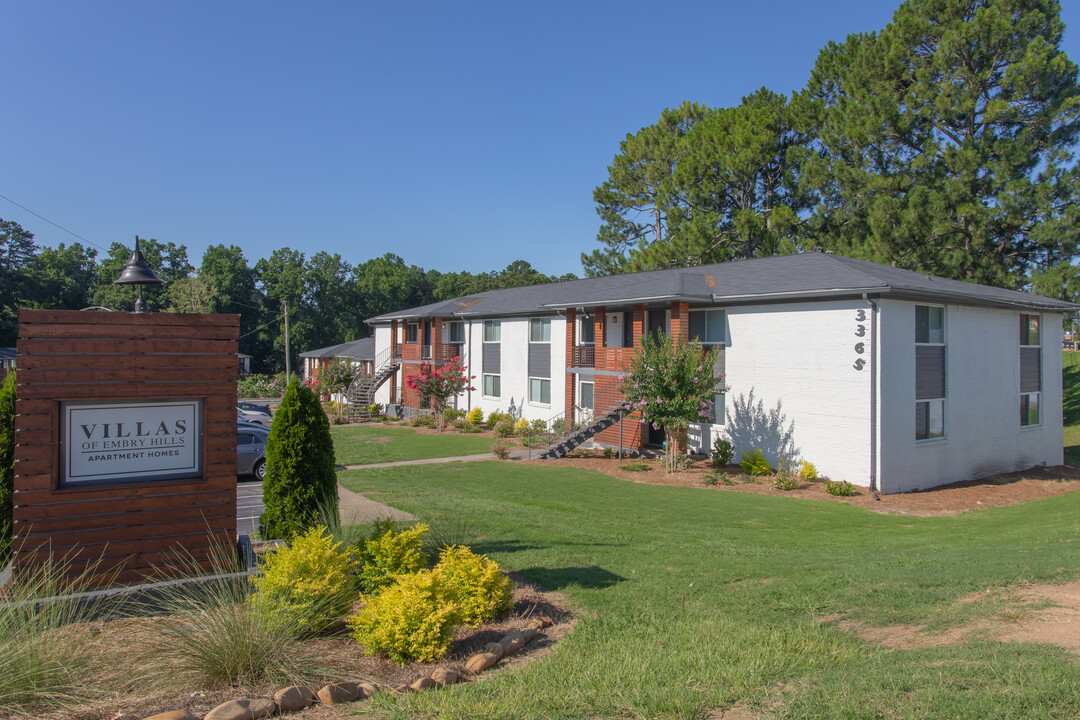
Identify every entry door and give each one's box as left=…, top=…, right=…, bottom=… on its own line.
left=647, top=309, right=668, bottom=345
left=576, top=380, right=595, bottom=425
left=605, top=313, right=623, bottom=347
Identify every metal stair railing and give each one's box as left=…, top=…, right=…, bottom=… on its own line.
left=346, top=345, right=402, bottom=421
left=534, top=385, right=629, bottom=459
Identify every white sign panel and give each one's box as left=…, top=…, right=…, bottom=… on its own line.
left=61, top=399, right=203, bottom=486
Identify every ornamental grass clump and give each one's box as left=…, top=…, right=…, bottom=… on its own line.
left=249, top=525, right=359, bottom=637
left=0, top=552, right=114, bottom=716
left=135, top=543, right=319, bottom=690
left=347, top=570, right=462, bottom=664
left=355, top=521, right=430, bottom=595
left=434, top=545, right=513, bottom=627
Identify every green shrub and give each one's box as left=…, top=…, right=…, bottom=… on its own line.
left=740, top=448, right=772, bottom=476
left=601, top=447, right=615, bottom=459
left=621, top=460, right=651, bottom=472
left=410, top=414, right=436, bottom=428
left=703, top=471, right=734, bottom=486
left=434, top=545, right=513, bottom=627
left=711, top=436, right=735, bottom=468
left=356, top=522, right=430, bottom=595
left=443, top=408, right=465, bottom=421
left=238, top=372, right=286, bottom=398
left=823, top=478, right=857, bottom=497
left=347, top=570, right=461, bottom=664
left=249, top=525, right=359, bottom=637
left=486, top=410, right=505, bottom=428
left=773, top=473, right=799, bottom=491
left=458, top=422, right=483, bottom=433
left=259, top=377, right=338, bottom=542
left=798, top=460, right=818, bottom=481
left=466, top=407, right=484, bottom=425
left=0, top=370, right=14, bottom=563
left=493, top=416, right=516, bottom=437
left=369, top=402, right=383, bottom=418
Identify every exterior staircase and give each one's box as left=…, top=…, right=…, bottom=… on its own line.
left=347, top=348, right=400, bottom=421
left=538, top=407, right=624, bottom=459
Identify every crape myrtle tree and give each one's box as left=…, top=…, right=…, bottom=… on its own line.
left=618, top=334, right=724, bottom=473
left=318, top=358, right=362, bottom=421
left=404, top=357, right=476, bottom=431
left=259, top=376, right=337, bottom=542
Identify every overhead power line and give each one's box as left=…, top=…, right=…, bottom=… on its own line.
left=0, top=192, right=110, bottom=253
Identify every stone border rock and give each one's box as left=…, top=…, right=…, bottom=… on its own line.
left=138, top=616, right=554, bottom=720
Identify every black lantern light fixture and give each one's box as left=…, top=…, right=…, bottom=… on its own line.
left=113, top=235, right=163, bottom=313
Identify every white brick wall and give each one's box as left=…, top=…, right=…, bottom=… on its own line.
left=687, top=300, right=873, bottom=486
left=877, top=299, right=1064, bottom=493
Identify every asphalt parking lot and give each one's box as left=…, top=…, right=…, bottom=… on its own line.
left=236, top=478, right=264, bottom=537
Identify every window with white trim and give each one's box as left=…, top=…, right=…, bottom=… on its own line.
left=530, top=318, right=551, bottom=342
left=1020, top=314, right=1041, bottom=426
left=483, top=374, right=501, bottom=398
left=579, top=315, right=595, bottom=344
left=915, top=305, right=945, bottom=441
left=529, top=377, right=551, bottom=404
left=689, top=309, right=726, bottom=345
left=483, top=320, right=501, bottom=342
left=448, top=321, right=464, bottom=343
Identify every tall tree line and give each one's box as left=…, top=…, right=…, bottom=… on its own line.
left=0, top=218, right=573, bottom=372
left=585, top=0, right=1080, bottom=300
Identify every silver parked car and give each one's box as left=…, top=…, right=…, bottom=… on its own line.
left=237, top=422, right=270, bottom=480
left=238, top=405, right=273, bottom=426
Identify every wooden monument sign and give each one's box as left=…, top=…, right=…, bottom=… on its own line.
left=12, top=310, right=240, bottom=586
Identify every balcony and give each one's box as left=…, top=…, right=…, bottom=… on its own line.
left=571, top=345, right=595, bottom=368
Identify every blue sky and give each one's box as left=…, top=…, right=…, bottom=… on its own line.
left=3, top=1, right=1079, bottom=279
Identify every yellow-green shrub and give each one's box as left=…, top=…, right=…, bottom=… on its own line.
left=347, top=570, right=461, bottom=664
left=434, top=545, right=513, bottom=627
left=465, top=407, right=484, bottom=425
left=356, top=522, right=429, bottom=595
left=740, top=448, right=771, bottom=476
left=798, top=460, right=818, bottom=481
left=513, top=418, right=530, bottom=436
left=249, top=525, right=358, bottom=637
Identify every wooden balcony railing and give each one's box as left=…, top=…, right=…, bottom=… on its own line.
left=434, top=343, right=462, bottom=362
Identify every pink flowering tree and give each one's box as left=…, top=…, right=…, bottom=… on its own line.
left=618, top=333, right=724, bottom=472
left=404, top=357, right=476, bottom=431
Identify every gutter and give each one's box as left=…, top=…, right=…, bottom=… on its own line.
left=863, top=293, right=879, bottom=493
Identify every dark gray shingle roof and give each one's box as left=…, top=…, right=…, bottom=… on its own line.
left=367, top=253, right=1076, bottom=323
left=299, top=337, right=375, bottom=360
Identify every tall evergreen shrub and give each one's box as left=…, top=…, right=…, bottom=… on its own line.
left=259, top=376, right=337, bottom=541
left=0, top=370, right=15, bottom=563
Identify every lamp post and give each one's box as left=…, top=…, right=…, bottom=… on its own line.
left=113, top=235, right=163, bottom=313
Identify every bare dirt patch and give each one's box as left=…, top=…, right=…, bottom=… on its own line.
left=34, top=578, right=572, bottom=720
left=522, top=453, right=1080, bottom=516
left=837, top=582, right=1080, bottom=655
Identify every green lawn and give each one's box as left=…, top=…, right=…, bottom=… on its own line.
left=330, top=424, right=498, bottom=466
left=1063, top=351, right=1080, bottom=463
left=339, top=462, right=1080, bottom=720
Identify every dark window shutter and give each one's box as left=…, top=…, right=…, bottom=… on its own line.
left=1020, top=347, right=1041, bottom=393
left=528, top=343, right=550, bottom=379
left=483, top=344, right=500, bottom=374
left=915, top=346, right=945, bottom=400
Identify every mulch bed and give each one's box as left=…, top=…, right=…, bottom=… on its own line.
left=519, top=452, right=1080, bottom=516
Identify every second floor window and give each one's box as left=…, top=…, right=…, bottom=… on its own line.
left=530, top=318, right=551, bottom=342
left=448, top=321, right=465, bottom=343
left=406, top=322, right=418, bottom=343
left=484, top=320, right=501, bottom=342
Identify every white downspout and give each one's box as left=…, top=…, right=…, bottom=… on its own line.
left=863, top=294, right=879, bottom=492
